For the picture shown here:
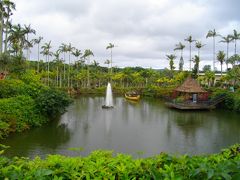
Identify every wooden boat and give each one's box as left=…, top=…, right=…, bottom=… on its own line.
left=125, top=94, right=140, bottom=101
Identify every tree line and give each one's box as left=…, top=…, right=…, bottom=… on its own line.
left=0, top=0, right=240, bottom=89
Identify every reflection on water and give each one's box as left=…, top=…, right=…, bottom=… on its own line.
left=2, top=96, right=240, bottom=158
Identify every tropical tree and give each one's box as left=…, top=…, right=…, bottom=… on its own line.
left=23, top=24, right=36, bottom=60
left=106, top=43, right=115, bottom=75
left=7, top=24, right=27, bottom=56
left=219, top=35, right=233, bottom=70
left=227, top=54, right=240, bottom=68
left=206, top=29, right=220, bottom=71
left=166, top=54, right=176, bottom=71
left=216, top=51, right=225, bottom=76
left=192, top=55, right=200, bottom=78
left=72, top=48, right=82, bottom=85
left=184, top=36, right=196, bottom=70
left=202, top=65, right=211, bottom=72
left=33, top=36, right=43, bottom=72
left=2, top=0, right=15, bottom=53
left=41, top=41, right=52, bottom=86
left=66, top=43, right=74, bottom=88
left=229, top=30, right=240, bottom=57
left=72, top=48, right=82, bottom=65
left=204, top=70, right=215, bottom=87
left=82, top=49, right=94, bottom=87
left=59, top=43, right=68, bottom=81
left=195, top=41, right=205, bottom=58
left=226, top=66, right=240, bottom=87
left=174, top=42, right=185, bottom=71
left=53, top=50, right=62, bottom=87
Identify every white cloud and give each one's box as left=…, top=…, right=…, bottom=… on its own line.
left=11, top=0, right=240, bottom=71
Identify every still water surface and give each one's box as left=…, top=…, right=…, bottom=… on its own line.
left=2, top=96, right=240, bottom=158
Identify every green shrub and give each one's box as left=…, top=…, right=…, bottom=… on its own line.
left=35, top=88, right=72, bottom=117
left=0, top=79, right=26, bottom=98
left=0, top=96, right=47, bottom=133
left=0, top=114, right=17, bottom=139
left=0, top=144, right=239, bottom=179
left=0, top=79, right=47, bottom=99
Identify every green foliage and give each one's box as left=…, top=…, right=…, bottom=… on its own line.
left=210, top=88, right=240, bottom=111
left=0, top=96, right=47, bottom=133
left=0, top=79, right=26, bottom=98
left=35, top=88, right=72, bottom=117
left=0, top=144, right=239, bottom=179
left=0, top=74, right=71, bottom=138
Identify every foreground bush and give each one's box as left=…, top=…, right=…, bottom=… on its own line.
left=0, top=144, right=239, bottom=179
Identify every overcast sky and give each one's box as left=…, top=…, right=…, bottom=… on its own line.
left=12, top=0, right=240, bottom=70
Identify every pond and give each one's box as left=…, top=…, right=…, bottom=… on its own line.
left=2, top=96, right=240, bottom=158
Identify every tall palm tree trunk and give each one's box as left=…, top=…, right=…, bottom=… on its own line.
left=56, top=66, right=59, bottom=87
left=4, top=17, right=10, bottom=53
left=37, top=43, right=40, bottom=72
left=87, top=64, right=90, bottom=87
left=63, top=52, right=66, bottom=80
left=189, top=43, right=191, bottom=70
left=234, top=39, right=237, bottom=55
left=213, top=37, right=215, bottom=71
left=68, top=53, right=70, bottom=88
left=0, top=15, right=3, bottom=53
left=47, top=55, right=50, bottom=86
left=226, top=43, right=229, bottom=70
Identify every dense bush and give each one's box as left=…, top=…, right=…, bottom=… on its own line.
left=210, top=88, right=240, bottom=111
left=35, top=88, right=72, bottom=117
left=0, top=144, right=239, bottom=179
left=0, top=96, right=47, bottom=134
left=0, top=79, right=26, bottom=98
left=0, top=75, right=72, bottom=138
left=143, top=85, right=175, bottom=98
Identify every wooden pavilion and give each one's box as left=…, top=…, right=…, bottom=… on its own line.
left=173, top=76, right=208, bottom=102
left=166, top=77, right=214, bottom=110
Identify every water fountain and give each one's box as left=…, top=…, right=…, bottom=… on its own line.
left=102, top=82, right=114, bottom=108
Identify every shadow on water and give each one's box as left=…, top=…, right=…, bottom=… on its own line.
left=1, top=96, right=240, bottom=158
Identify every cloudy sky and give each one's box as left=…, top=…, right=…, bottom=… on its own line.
left=12, top=0, right=240, bottom=70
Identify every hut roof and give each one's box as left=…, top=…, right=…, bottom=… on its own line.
left=174, top=77, right=207, bottom=93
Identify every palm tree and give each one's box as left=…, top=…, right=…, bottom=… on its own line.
left=174, top=42, right=185, bottom=71
left=206, top=29, right=220, bottom=71
left=184, top=36, right=196, bottom=71
left=33, top=36, right=43, bottom=72
left=7, top=24, right=27, bottom=56
left=41, top=41, right=52, bottom=86
left=229, top=30, right=240, bottom=56
left=2, top=0, right=15, bottom=53
left=195, top=41, right=205, bottom=58
left=0, top=1, right=5, bottom=53
left=72, top=48, right=82, bottom=75
left=166, top=54, right=176, bottom=71
left=106, top=43, right=115, bottom=74
left=192, top=55, right=200, bottom=78
left=82, top=49, right=94, bottom=87
left=59, top=43, right=68, bottom=82
left=53, top=50, right=61, bottom=87
left=66, top=43, right=74, bottom=88
left=23, top=24, right=36, bottom=60
left=217, top=51, right=225, bottom=76
left=219, top=35, right=233, bottom=70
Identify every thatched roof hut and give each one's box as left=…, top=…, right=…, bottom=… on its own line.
left=174, top=76, right=207, bottom=93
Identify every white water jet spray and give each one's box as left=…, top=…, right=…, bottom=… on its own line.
left=105, top=82, right=113, bottom=107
